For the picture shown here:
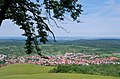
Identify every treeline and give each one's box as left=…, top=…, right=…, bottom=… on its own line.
left=61, top=39, right=120, bottom=54
left=0, top=40, right=25, bottom=46
left=50, top=64, right=120, bottom=77
left=1, top=39, right=120, bottom=56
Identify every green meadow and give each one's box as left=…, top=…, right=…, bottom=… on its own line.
left=0, top=64, right=120, bottom=79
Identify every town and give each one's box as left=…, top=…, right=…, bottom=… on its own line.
left=0, top=53, right=120, bottom=66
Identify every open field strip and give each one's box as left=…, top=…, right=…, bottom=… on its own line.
left=0, top=64, right=120, bottom=79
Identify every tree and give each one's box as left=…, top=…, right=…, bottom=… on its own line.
left=0, top=0, right=83, bottom=55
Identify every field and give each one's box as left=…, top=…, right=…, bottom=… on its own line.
left=0, top=64, right=120, bottom=79
left=0, top=39, right=120, bottom=57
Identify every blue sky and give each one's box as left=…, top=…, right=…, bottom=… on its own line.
left=0, top=0, right=120, bottom=38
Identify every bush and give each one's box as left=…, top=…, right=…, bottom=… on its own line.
left=50, top=64, right=120, bottom=77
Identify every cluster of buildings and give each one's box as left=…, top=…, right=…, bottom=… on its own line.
left=0, top=54, right=7, bottom=61
left=0, top=53, right=120, bottom=66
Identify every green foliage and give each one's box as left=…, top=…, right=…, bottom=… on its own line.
left=0, top=39, right=120, bottom=57
left=0, top=39, right=25, bottom=56
left=0, top=60, right=5, bottom=64
left=0, top=0, right=83, bottom=55
left=58, top=39, right=120, bottom=54
left=50, top=64, right=120, bottom=77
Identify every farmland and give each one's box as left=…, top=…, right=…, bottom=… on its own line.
left=0, top=39, right=120, bottom=57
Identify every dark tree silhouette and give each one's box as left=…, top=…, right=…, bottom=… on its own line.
left=0, top=0, right=83, bottom=55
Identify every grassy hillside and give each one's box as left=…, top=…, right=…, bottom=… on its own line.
left=0, top=64, right=120, bottom=79
left=0, top=64, right=53, bottom=75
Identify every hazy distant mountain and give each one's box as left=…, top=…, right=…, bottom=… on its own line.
left=0, top=36, right=120, bottom=41
left=0, top=37, right=25, bottom=40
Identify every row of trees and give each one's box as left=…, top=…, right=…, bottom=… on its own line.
left=50, top=64, right=120, bottom=77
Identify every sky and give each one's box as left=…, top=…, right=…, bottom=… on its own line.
left=0, top=0, right=120, bottom=38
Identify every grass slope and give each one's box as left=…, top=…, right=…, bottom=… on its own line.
left=0, top=64, right=119, bottom=79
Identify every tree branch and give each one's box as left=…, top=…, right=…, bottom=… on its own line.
left=0, top=0, right=12, bottom=26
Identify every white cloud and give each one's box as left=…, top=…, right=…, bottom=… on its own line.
left=0, top=20, right=24, bottom=37
left=83, top=0, right=120, bottom=17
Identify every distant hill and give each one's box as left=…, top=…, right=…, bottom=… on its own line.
left=0, top=37, right=25, bottom=40
left=1, top=36, right=120, bottom=41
